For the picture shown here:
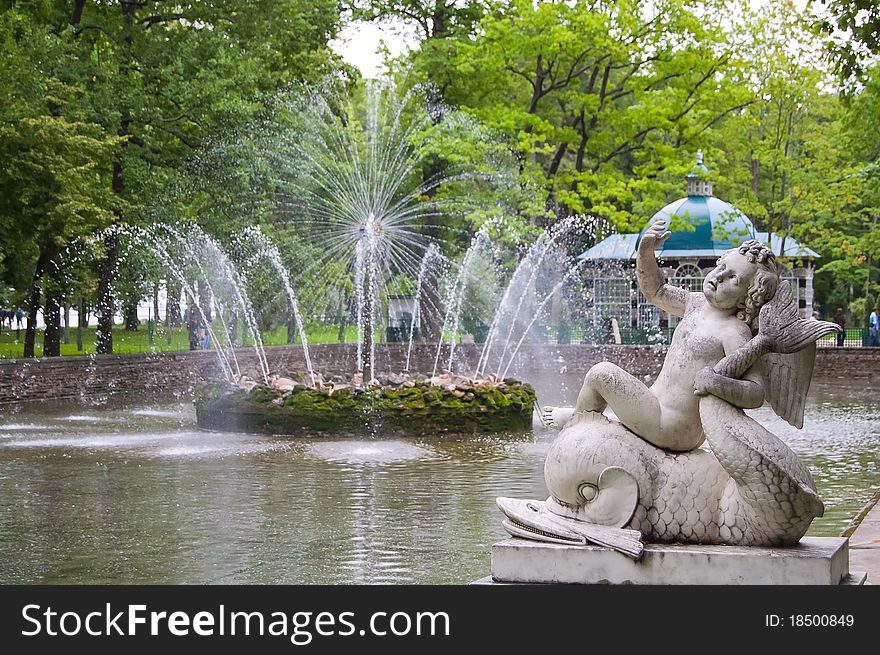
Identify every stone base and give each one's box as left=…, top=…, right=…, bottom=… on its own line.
left=489, top=537, right=858, bottom=585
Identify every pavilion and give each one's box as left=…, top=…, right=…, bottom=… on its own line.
left=577, top=152, right=819, bottom=343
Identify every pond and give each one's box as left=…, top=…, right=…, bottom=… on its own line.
left=0, top=374, right=876, bottom=584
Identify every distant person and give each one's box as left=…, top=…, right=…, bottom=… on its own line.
left=187, top=312, right=199, bottom=351
left=833, top=307, right=846, bottom=347
left=15, top=307, right=24, bottom=328
left=603, top=318, right=614, bottom=344
left=201, top=321, right=211, bottom=350
left=867, top=306, right=878, bottom=346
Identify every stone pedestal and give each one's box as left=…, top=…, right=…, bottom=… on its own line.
left=486, top=537, right=866, bottom=585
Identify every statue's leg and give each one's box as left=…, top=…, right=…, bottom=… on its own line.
left=540, top=405, right=577, bottom=429
left=576, top=362, right=667, bottom=446
left=543, top=363, right=646, bottom=431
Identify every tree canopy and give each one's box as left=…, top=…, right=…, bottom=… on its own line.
left=1, top=0, right=878, bottom=356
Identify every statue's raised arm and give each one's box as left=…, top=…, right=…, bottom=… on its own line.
left=636, top=219, right=687, bottom=318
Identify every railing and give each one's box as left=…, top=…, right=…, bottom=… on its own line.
left=522, top=325, right=674, bottom=346
left=527, top=326, right=877, bottom=348
left=817, top=328, right=874, bottom=348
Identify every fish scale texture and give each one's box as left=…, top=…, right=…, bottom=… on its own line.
left=544, top=405, right=822, bottom=547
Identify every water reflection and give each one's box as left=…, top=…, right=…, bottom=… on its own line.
left=306, top=441, right=434, bottom=465
left=0, top=377, right=876, bottom=584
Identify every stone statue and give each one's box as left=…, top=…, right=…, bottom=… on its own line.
left=499, top=219, right=841, bottom=559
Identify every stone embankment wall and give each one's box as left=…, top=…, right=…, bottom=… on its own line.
left=0, top=343, right=876, bottom=404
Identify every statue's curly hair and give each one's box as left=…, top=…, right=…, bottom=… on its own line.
left=717, top=240, right=779, bottom=332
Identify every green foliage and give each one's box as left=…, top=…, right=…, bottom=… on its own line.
left=0, top=8, right=119, bottom=294
left=811, top=0, right=880, bottom=82
left=347, top=1, right=488, bottom=40
left=707, top=4, right=846, bottom=243
left=395, top=1, right=761, bottom=236
left=3, top=0, right=880, bottom=342
left=0, top=0, right=342, bottom=350
left=849, top=296, right=878, bottom=329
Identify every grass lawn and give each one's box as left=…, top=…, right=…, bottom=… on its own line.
left=0, top=322, right=364, bottom=359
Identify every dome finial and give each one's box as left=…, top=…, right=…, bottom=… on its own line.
left=686, top=150, right=712, bottom=197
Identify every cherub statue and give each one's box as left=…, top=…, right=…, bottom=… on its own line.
left=543, top=218, right=779, bottom=451
left=499, top=222, right=841, bottom=556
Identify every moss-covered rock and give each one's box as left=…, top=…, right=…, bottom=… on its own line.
left=194, top=379, right=537, bottom=435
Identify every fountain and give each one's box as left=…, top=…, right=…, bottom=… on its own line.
left=188, top=208, right=593, bottom=435
left=41, top=75, right=616, bottom=435
left=101, top=81, right=602, bottom=435
left=189, top=212, right=587, bottom=435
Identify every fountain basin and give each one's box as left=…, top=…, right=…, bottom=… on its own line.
left=194, top=378, right=537, bottom=435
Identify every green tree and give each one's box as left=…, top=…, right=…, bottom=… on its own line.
left=813, top=63, right=880, bottom=321
left=708, top=4, right=845, bottom=252
left=712, top=4, right=880, bottom=320
left=408, top=0, right=755, bottom=233
left=0, top=7, right=119, bottom=357
left=812, top=0, right=880, bottom=81
left=48, top=0, right=341, bottom=354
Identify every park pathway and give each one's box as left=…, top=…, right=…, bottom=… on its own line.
left=844, top=490, right=880, bottom=584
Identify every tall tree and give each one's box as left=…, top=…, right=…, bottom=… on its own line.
left=709, top=4, right=878, bottom=319
left=411, top=0, right=755, bottom=232
left=709, top=3, right=843, bottom=249
left=51, top=0, right=341, bottom=353
left=0, top=7, right=119, bottom=357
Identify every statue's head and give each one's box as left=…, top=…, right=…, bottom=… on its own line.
left=703, top=240, right=778, bottom=330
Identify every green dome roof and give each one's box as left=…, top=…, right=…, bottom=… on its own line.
left=638, top=152, right=756, bottom=257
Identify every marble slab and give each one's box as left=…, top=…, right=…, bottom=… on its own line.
left=490, top=537, right=852, bottom=585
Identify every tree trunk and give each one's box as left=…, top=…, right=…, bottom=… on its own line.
left=152, top=283, right=160, bottom=323
left=43, top=291, right=61, bottom=357
left=165, top=295, right=173, bottom=345
left=77, top=296, right=85, bottom=351
left=23, top=249, right=50, bottom=358
left=70, top=0, right=86, bottom=26
left=336, top=294, right=347, bottom=343
left=23, top=288, right=41, bottom=359
left=98, top=1, right=136, bottom=352
left=124, top=301, right=140, bottom=331
left=63, top=302, right=71, bottom=344
left=166, top=280, right=182, bottom=326
left=96, top=225, right=118, bottom=354
left=287, top=316, right=296, bottom=344
left=198, top=279, right=212, bottom=322
left=229, top=310, right=238, bottom=346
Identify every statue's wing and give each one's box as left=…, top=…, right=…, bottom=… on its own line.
left=759, top=281, right=840, bottom=354
left=762, top=342, right=816, bottom=429
left=758, top=278, right=800, bottom=339
left=757, top=279, right=841, bottom=428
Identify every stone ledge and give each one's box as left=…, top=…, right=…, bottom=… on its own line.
left=0, top=343, right=873, bottom=404
left=490, top=537, right=851, bottom=585
left=842, top=571, right=868, bottom=585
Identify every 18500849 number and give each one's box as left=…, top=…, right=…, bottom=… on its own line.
left=789, top=615, right=854, bottom=627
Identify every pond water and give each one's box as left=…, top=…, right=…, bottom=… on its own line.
left=0, top=374, right=876, bottom=584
